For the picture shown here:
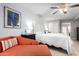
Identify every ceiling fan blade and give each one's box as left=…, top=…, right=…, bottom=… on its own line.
left=53, top=10, right=58, bottom=14
left=70, top=4, right=79, bottom=7
left=50, top=7, right=58, bottom=9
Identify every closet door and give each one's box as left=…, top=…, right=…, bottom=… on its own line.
left=48, top=21, right=60, bottom=33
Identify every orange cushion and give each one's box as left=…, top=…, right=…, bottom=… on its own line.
left=17, top=36, right=39, bottom=45
left=0, top=45, right=52, bottom=56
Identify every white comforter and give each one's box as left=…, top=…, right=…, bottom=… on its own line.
left=36, top=33, right=73, bottom=54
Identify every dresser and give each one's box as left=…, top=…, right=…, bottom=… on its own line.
left=21, top=34, right=36, bottom=40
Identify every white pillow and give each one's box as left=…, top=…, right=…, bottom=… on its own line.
left=36, top=32, right=44, bottom=34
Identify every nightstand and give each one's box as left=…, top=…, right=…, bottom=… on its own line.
left=21, top=34, right=36, bottom=40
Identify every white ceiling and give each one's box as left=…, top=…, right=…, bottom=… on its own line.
left=4, top=3, right=79, bottom=21
left=24, top=3, right=79, bottom=21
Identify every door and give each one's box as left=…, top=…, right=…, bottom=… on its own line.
left=61, top=23, right=71, bottom=36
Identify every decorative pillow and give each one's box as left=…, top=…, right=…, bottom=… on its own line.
left=8, top=39, right=13, bottom=47
left=1, top=40, right=10, bottom=51
left=1, top=38, right=18, bottom=51
left=11, top=38, right=18, bottom=46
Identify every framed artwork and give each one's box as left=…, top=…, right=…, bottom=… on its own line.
left=4, top=6, right=21, bottom=29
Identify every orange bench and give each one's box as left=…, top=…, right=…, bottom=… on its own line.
left=0, top=36, right=52, bottom=56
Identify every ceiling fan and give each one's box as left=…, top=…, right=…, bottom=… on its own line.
left=50, top=3, right=79, bottom=14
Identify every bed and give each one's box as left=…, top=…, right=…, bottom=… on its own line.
left=36, top=33, right=73, bottom=55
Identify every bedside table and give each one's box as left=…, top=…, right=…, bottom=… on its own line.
left=21, top=34, right=36, bottom=40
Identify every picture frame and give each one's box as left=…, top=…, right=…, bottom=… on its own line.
left=4, top=6, right=21, bottom=29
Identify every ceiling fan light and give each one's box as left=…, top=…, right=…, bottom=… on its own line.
left=64, top=8, right=67, bottom=12
left=59, top=9, right=63, bottom=13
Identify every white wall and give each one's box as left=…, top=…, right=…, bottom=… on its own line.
left=34, top=16, right=45, bottom=33
left=71, top=19, right=79, bottom=40
left=0, top=3, right=45, bottom=38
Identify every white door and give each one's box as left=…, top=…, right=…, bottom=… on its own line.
left=48, top=21, right=60, bottom=33
left=61, top=23, right=71, bottom=35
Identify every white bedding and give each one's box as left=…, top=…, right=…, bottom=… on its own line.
left=36, top=33, right=73, bottom=54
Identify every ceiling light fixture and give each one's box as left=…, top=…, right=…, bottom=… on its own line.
left=59, top=3, right=68, bottom=14
left=51, top=3, right=79, bottom=14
